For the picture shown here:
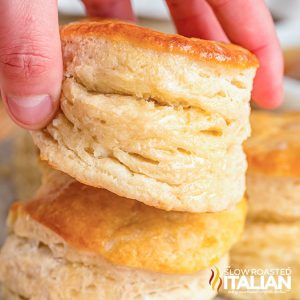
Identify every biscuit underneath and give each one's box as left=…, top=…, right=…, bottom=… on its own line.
left=0, top=234, right=228, bottom=300
left=7, top=171, right=246, bottom=274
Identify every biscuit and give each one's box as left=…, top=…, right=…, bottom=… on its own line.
left=0, top=171, right=246, bottom=299
left=32, top=19, right=258, bottom=212
left=3, top=170, right=246, bottom=274
left=224, top=111, right=300, bottom=299
left=245, top=111, right=300, bottom=220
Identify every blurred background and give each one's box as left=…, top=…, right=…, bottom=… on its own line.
left=0, top=0, right=300, bottom=245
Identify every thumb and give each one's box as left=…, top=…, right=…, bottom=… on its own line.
left=0, top=0, right=62, bottom=130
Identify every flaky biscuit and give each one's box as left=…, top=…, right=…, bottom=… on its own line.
left=32, top=19, right=258, bottom=212
left=0, top=170, right=242, bottom=299
left=225, top=111, right=300, bottom=299
left=4, top=170, right=246, bottom=274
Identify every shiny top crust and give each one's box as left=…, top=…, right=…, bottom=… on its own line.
left=61, top=19, right=258, bottom=69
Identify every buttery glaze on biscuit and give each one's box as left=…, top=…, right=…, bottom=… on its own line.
left=62, top=19, right=258, bottom=68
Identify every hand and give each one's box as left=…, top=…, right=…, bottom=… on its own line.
left=0, top=0, right=282, bottom=131
left=0, top=0, right=135, bottom=130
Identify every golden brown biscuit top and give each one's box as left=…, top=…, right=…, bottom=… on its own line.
left=246, top=111, right=300, bottom=177
left=11, top=173, right=246, bottom=274
left=61, top=19, right=258, bottom=69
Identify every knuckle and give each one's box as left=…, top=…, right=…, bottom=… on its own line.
left=0, top=50, right=51, bottom=80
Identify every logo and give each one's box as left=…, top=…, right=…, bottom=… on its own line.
left=209, top=266, right=223, bottom=292
left=209, top=267, right=292, bottom=295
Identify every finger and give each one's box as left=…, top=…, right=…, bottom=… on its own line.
left=166, top=0, right=228, bottom=42
left=207, top=0, right=283, bottom=108
left=251, top=43, right=283, bottom=109
left=0, top=0, right=62, bottom=130
left=82, top=0, right=135, bottom=21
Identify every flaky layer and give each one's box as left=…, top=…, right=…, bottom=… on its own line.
left=8, top=171, right=246, bottom=274
left=0, top=235, right=228, bottom=300
left=226, top=221, right=300, bottom=300
left=33, top=79, right=248, bottom=212
left=246, top=111, right=300, bottom=177
left=32, top=19, right=257, bottom=212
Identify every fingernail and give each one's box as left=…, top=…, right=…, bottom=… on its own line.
left=5, top=94, right=53, bottom=127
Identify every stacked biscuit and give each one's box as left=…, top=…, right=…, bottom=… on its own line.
left=227, top=111, right=300, bottom=300
left=0, top=20, right=258, bottom=299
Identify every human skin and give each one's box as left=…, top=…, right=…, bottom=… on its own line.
left=0, top=0, right=283, bottom=130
